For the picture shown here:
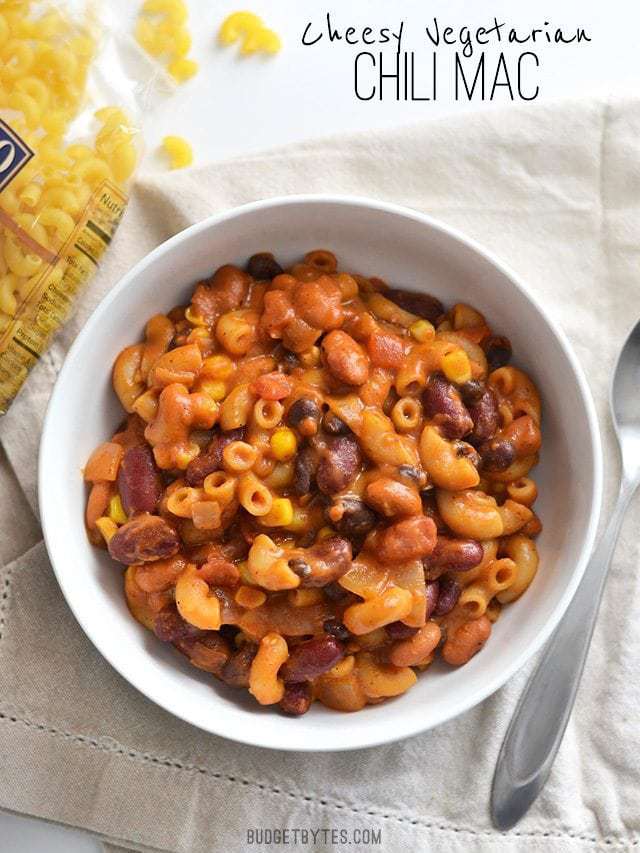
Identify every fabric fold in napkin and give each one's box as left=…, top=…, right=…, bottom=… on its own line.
left=1, top=96, right=639, bottom=853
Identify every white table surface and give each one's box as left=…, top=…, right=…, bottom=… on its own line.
left=2, top=0, right=638, bottom=851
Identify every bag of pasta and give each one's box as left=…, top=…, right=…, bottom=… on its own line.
left=0, top=0, right=144, bottom=414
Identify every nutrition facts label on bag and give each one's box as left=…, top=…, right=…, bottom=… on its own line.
left=0, top=180, right=127, bottom=413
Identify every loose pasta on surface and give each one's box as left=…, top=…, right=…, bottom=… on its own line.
left=84, top=249, right=543, bottom=715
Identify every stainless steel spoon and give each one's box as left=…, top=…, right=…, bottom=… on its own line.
left=491, top=318, right=640, bottom=830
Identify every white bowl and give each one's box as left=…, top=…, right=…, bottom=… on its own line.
left=39, top=195, right=602, bottom=751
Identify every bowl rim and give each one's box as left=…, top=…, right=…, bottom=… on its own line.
left=38, top=193, right=603, bottom=751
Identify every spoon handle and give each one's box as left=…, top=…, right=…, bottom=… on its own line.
left=491, top=482, right=635, bottom=830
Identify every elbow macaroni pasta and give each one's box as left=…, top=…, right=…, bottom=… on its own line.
left=86, top=248, right=544, bottom=716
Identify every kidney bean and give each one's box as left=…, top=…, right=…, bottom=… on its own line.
left=483, top=335, right=512, bottom=372
left=247, top=252, right=283, bottom=280
left=322, top=412, right=350, bottom=435
left=154, top=606, right=205, bottom=642
left=384, top=288, right=444, bottom=324
left=316, top=435, right=361, bottom=495
left=323, top=618, right=351, bottom=641
left=219, top=642, right=258, bottom=688
left=425, top=537, right=483, bottom=579
left=299, top=536, right=352, bottom=587
left=432, top=577, right=461, bottom=617
left=185, top=428, right=245, bottom=486
left=423, top=375, right=473, bottom=439
left=279, top=682, right=312, bottom=716
left=365, top=477, right=421, bottom=517
left=376, top=515, right=437, bottom=564
left=330, top=497, right=377, bottom=540
left=293, top=445, right=318, bottom=496
left=442, top=616, right=491, bottom=666
left=108, top=515, right=180, bottom=564
left=385, top=621, right=419, bottom=640
left=481, top=437, right=516, bottom=471
left=117, top=445, right=163, bottom=516
left=321, top=330, right=370, bottom=386
left=425, top=579, right=440, bottom=618
left=280, top=636, right=344, bottom=683
left=287, top=397, right=321, bottom=433
left=466, top=387, right=499, bottom=445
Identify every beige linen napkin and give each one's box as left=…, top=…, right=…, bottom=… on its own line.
left=1, top=96, right=639, bottom=853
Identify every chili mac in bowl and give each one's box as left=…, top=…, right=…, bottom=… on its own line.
left=39, top=196, right=602, bottom=750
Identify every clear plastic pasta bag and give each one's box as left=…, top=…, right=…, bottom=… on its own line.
left=0, top=0, right=147, bottom=414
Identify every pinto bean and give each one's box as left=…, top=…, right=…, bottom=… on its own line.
left=247, top=252, right=283, bottom=280
left=321, top=330, right=370, bottom=386
left=299, top=536, right=352, bottom=587
left=376, top=515, right=437, bottom=564
left=293, top=445, right=318, bottom=496
left=389, top=622, right=441, bottom=667
left=442, top=616, right=492, bottom=665
left=316, top=435, right=361, bottom=495
left=432, top=577, right=461, bottom=617
left=384, top=288, right=444, bottom=324
left=501, top=416, right=542, bottom=457
left=185, top=428, right=244, bottom=486
left=280, top=636, right=344, bottom=682
left=425, top=537, right=483, bottom=579
left=423, top=375, right=473, bottom=439
left=280, top=681, right=313, bottom=716
left=330, top=497, right=377, bottom=540
left=220, top=642, right=258, bottom=687
left=251, top=372, right=292, bottom=400
left=117, top=445, right=163, bottom=516
left=209, top=264, right=251, bottom=313
left=154, top=606, right=205, bottom=642
left=483, top=335, right=512, bottom=372
left=294, top=276, right=344, bottom=331
left=108, top=515, right=180, bottom=564
left=466, top=387, right=499, bottom=445
left=365, top=477, right=421, bottom=517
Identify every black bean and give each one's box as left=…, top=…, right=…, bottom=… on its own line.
left=247, top=252, right=283, bottom=280
left=484, top=335, right=512, bottom=373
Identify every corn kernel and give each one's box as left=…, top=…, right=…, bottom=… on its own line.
left=261, top=497, right=293, bottom=527
left=410, top=319, right=435, bottom=343
left=95, top=516, right=118, bottom=543
left=161, top=135, right=193, bottom=169
left=285, top=505, right=309, bottom=533
left=235, top=585, right=267, bottom=609
left=168, top=57, right=198, bottom=83
left=108, top=494, right=128, bottom=525
left=270, top=427, right=297, bottom=461
left=200, top=380, right=227, bottom=401
left=441, top=348, right=472, bottom=384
